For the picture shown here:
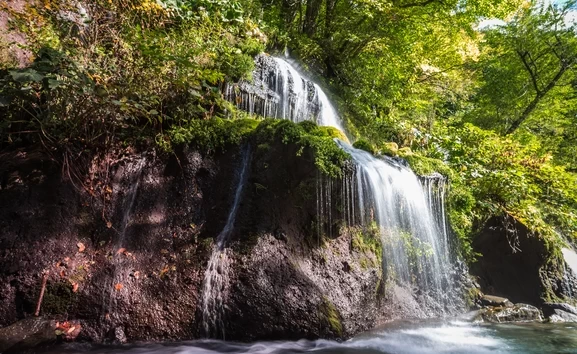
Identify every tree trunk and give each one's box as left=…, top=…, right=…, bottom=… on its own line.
left=325, top=0, right=337, bottom=38
left=303, top=0, right=322, bottom=36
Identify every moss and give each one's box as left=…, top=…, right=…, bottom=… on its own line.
left=398, top=146, right=413, bottom=156
left=319, top=297, right=343, bottom=336
left=465, top=285, right=483, bottom=308
left=403, top=154, right=451, bottom=177
left=350, top=224, right=382, bottom=266
left=381, top=142, right=399, bottom=156
left=352, top=139, right=375, bottom=154
left=42, top=281, right=77, bottom=315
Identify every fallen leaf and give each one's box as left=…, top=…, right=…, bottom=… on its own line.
left=160, top=249, right=169, bottom=254
left=67, top=326, right=76, bottom=334
left=106, top=221, right=112, bottom=228
left=117, top=248, right=126, bottom=255
left=72, top=283, right=79, bottom=293
left=77, top=242, right=85, bottom=253
left=114, top=283, right=123, bottom=291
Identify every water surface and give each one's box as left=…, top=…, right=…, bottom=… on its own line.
left=41, top=320, right=577, bottom=354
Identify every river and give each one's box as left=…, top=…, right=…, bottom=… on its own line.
left=40, top=320, right=577, bottom=354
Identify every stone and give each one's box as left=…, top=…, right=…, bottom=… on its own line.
left=479, top=303, right=542, bottom=323
left=542, top=302, right=577, bottom=316
left=0, top=317, right=57, bottom=353
left=481, top=294, right=514, bottom=308
left=548, top=309, right=577, bottom=323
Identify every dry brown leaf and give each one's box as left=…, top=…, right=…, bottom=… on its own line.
left=117, top=248, right=126, bottom=255
left=114, top=283, right=123, bottom=291
left=72, top=283, right=79, bottom=293
left=77, top=242, right=85, bottom=253
left=106, top=221, right=112, bottom=228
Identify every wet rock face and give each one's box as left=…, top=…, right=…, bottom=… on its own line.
left=0, top=144, right=395, bottom=343
left=0, top=318, right=56, bottom=353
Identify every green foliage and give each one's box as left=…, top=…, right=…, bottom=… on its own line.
left=255, top=119, right=350, bottom=177
left=168, top=118, right=348, bottom=176
left=0, top=0, right=264, bottom=150
left=433, top=123, right=577, bottom=244
left=352, top=139, right=375, bottom=154
left=169, top=117, right=259, bottom=152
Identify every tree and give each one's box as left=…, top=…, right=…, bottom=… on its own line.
left=470, top=1, right=577, bottom=135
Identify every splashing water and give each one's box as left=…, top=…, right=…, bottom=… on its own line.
left=201, top=146, right=252, bottom=338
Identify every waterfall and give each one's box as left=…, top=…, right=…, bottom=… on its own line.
left=336, top=143, right=456, bottom=310
left=104, top=158, right=146, bottom=318
left=201, top=146, right=251, bottom=338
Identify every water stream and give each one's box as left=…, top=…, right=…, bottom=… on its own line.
left=201, top=146, right=252, bottom=339
left=39, top=321, right=577, bottom=354
left=104, top=158, right=146, bottom=318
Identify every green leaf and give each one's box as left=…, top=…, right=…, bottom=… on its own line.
left=9, top=69, right=44, bottom=83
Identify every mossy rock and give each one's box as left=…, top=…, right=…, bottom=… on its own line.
left=381, top=142, right=398, bottom=156
left=352, top=139, right=375, bottom=154
left=398, top=146, right=413, bottom=156
left=318, top=126, right=348, bottom=142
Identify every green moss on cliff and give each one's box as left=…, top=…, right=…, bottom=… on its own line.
left=319, top=296, right=343, bottom=337
left=42, top=281, right=77, bottom=315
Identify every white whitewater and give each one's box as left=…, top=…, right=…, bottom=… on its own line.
left=201, top=146, right=251, bottom=338
left=562, top=248, right=577, bottom=276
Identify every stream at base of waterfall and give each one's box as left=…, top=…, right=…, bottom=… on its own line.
left=37, top=320, right=577, bottom=354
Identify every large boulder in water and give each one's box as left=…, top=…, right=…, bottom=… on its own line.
left=542, top=303, right=577, bottom=322
left=477, top=303, right=543, bottom=323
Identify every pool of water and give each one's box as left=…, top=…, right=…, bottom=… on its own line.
left=40, top=320, right=577, bottom=354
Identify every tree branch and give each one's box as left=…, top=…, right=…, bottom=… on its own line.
left=517, top=50, right=541, bottom=94
left=397, top=0, right=440, bottom=8
left=506, top=64, right=569, bottom=135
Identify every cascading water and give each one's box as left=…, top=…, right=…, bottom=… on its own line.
left=226, top=54, right=461, bottom=313
left=104, top=158, right=146, bottom=317
left=337, top=143, right=456, bottom=311
left=201, top=146, right=252, bottom=338
left=561, top=246, right=577, bottom=299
